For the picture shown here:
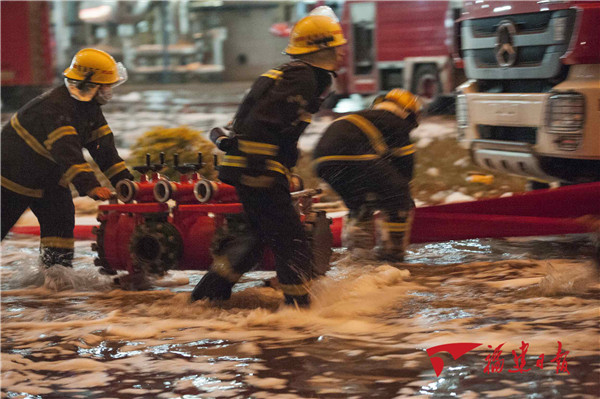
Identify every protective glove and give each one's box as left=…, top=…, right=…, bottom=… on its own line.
left=87, top=186, right=113, bottom=200
left=209, top=126, right=237, bottom=152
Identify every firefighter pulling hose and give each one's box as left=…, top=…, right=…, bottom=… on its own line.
left=190, top=6, right=347, bottom=307
left=1, top=48, right=133, bottom=268
left=90, top=150, right=333, bottom=286
left=313, top=89, right=422, bottom=262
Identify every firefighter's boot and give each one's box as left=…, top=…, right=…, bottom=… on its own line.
left=375, top=210, right=414, bottom=263
left=191, top=270, right=234, bottom=302
left=342, top=207, right=376, bottom=259
left=284, top=293, right=310, bottom=308
left=40, top=247, right=74, bottom=268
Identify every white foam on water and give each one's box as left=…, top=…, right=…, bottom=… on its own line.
left=1, top=238, right=598, bottom=397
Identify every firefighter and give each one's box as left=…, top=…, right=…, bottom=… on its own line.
left=191, top=6, right=347, bottom=307
left=1, top=48, right=134, bottom=268
left=312, top=89, right=422, bottom=262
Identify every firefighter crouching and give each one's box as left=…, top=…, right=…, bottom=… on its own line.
left=191, top=6, right=347, bottom=307
left=312, top=89, right=422, bottom=262
left=1, top=48, right=134, bottom=268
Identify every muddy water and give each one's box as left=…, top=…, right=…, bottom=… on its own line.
left=1, top=233, right=598, bottom=398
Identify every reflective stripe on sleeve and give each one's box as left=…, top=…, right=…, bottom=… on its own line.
left=103, top=161, right=127, bottom=179
left=86, top=125, right=112, bottom=145
left=44, top=126, right=78, bottom=150
left=59, top=163, right=95, bottom=186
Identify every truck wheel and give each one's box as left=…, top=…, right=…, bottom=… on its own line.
left=129, top=221, right=183, bottom=276
left=304, top=211, right=333, bottom=276
left=412, top=64, right=442, bottom=100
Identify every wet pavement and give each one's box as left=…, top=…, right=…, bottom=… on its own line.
left=1, top=233, right=599, bottom=398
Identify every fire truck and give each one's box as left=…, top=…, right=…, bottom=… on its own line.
left=0, top=1, right=55, bottom=111
left=455, top=0, right=600, bottom=187
left=334, top=0, right=465, bottom=105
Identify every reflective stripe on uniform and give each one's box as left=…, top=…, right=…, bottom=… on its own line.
left=41, top=236, right=75, bottom=249
left=1, top=175, right=43, bottom=198
left=240, top=174, right=275, bottom=187
left=44, top=126, right=77, bottom=151
left=220, top=155, right=290, bottom=177
left=337, top=114, right=388, bottom=155
left=389, top=144, right=416, bottom=157
left=261, top=69, right=283, bottom=80
left=280, top=282, right=309, bottom=296
left=384, top=222, right=409, bottom=232
left=10, top=115, right=55, bottom=162
left=59, top=163, right=94, bottom=186
left=312, top=154, right=379, bottom=168
left=103, top=161, right=127, bottom=179
left=86, top=124, right=112, bottom=145
left=211, top=255, right=242, bottom=283
left=238, top=139, right=279, bottom=156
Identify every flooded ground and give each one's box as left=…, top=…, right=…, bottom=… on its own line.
left=2, top=84, right=599, bottom=398
left=2, top=233, right=599, bottom=398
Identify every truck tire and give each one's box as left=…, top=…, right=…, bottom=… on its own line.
left=304, top=211, right=333, bottom=276
left=412, top=64, right=442, bottom=100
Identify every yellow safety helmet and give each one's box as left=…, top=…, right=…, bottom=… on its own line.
left=372, top=89, right=423, bottom=119
left=285, top=12, right=347, bottom=55
left=63, top=48, right=124, bottom=85
left=383, top=89, right=423, bottom=114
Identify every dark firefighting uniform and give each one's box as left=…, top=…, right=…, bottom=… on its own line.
left=198, top=61, right=332, bottom=304
left=312, top=109, right=418, bottom=256
left=1, top=85, right=133, bottom=266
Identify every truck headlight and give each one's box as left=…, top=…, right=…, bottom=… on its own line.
left=546, top=92, right=585, bottom=133
left=456, top=93, right=469, bottom=139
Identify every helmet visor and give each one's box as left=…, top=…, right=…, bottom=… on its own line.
left=110, top=62, right=128, bottom=88
left=64, top=78, right=100, bottom=102
left=309, top=6, right=340, bottom=22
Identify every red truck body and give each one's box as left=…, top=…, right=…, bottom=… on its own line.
left=1, top=1, right=54, bottom=109
left=336, top=0, right=463, bottom=100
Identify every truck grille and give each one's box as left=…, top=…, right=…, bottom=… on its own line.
left=461, top=9, right=576, bottom=81
left=477, top=125, right=537, bottom=144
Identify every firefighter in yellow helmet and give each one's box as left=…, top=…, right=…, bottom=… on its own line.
left=1, top=48, right=133, bottom=269
left=312, top=89, right=423, bottom=262
left=192, top=7, right=347, bottom=307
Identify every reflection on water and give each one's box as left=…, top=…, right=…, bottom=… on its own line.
left=1, top=233, right=599, bottom=398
